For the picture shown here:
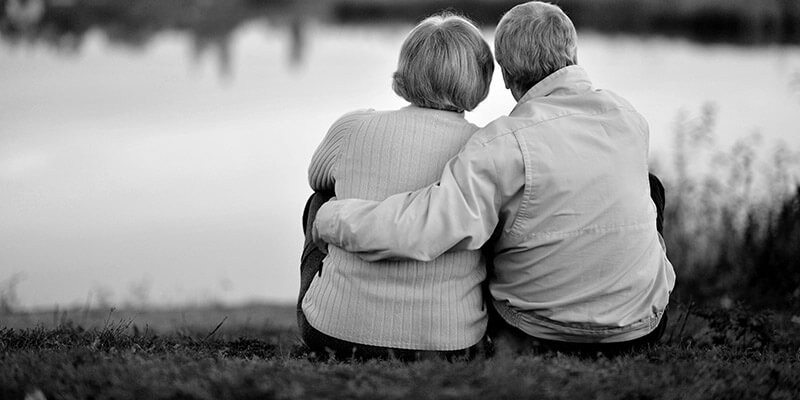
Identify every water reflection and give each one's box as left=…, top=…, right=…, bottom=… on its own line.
left=792, top=70, right=800, bottom=101
left=288, top=18, right=305, bottom=67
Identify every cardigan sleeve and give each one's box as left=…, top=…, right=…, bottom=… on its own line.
left=308, top=110, right=373, bottom=192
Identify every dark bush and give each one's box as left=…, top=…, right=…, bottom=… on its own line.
left=659, top=105, right=800, bottom=311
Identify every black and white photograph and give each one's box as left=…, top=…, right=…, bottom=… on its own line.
left=1, top=0, right=799, bottom=398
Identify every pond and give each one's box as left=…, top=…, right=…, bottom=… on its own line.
left=2, top=21, right=800, bottom=309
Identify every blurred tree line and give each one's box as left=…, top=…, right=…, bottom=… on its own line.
left=2, top=0, right=800, bottom=52
left=0, top=0, right=292, bottom=52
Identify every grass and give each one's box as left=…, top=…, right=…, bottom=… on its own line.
left=1, top=303, right=799, bottom=399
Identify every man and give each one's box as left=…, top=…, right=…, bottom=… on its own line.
left=313, top=1, right=675, bottom=355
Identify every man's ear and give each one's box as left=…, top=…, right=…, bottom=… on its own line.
left=501, top=69, right=524, bottom=101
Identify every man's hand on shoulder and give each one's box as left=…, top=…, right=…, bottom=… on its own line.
left=311, top=197, right=339, bottom=254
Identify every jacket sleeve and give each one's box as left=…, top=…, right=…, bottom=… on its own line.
left=313, top=135, right=507, bottom=262
left=308, top=110, right=372, bottom=192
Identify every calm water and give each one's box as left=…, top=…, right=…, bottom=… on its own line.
left=2, top=23, right=800, bottom=309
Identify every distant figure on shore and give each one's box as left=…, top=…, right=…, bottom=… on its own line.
left=313, top=1, right=675, bottom=357
left=298, top=12, right=494, bottom=360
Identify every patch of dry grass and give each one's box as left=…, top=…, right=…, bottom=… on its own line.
left=1, top=303, right=799, bottom=400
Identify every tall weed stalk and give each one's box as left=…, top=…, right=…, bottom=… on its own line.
left=656, top=104, right=800, bottom=310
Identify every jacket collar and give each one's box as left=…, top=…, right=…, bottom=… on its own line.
left=512, top=65, right=592, bottom=111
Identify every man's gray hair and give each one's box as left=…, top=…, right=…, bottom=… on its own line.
left=392, top=13, right=494, bottom=112
left=495, top=1, right=577, bottom=95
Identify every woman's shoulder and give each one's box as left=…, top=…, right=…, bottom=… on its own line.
left=329, top=109, right=377, bottom=130
left=331, top=107, right=479, bottom=138
left=395, top=106, right=480, bottom=129
left=330, top=107, right=421, bottom=131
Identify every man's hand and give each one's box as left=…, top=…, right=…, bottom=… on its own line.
left=311, top=218, right=328, bottom=255
left=311, top=197, right=336, bottom=254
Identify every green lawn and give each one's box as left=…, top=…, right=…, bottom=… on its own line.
left=1, top=303, right=798, bottom=400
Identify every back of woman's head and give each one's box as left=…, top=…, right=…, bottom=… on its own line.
left=392, top=13, right=494, bottom=112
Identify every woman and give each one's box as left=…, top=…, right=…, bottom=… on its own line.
left=298, top=13, right=494, bottom=360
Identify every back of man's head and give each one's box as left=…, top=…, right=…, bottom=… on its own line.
left=495, top=1, right=578, bottom=98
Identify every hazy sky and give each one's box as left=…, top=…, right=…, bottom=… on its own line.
left=2, top=23, right=799, bottom=309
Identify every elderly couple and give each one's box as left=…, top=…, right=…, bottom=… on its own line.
left=298, top=1, right=675, bottom=360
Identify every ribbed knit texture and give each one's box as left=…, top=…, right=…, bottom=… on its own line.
left=302, top=106, right=487, bottom=350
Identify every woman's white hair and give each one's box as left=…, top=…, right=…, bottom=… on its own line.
left=495, top=1, right=578, bottom=96
left=392, top=13, right=494, bottom=112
